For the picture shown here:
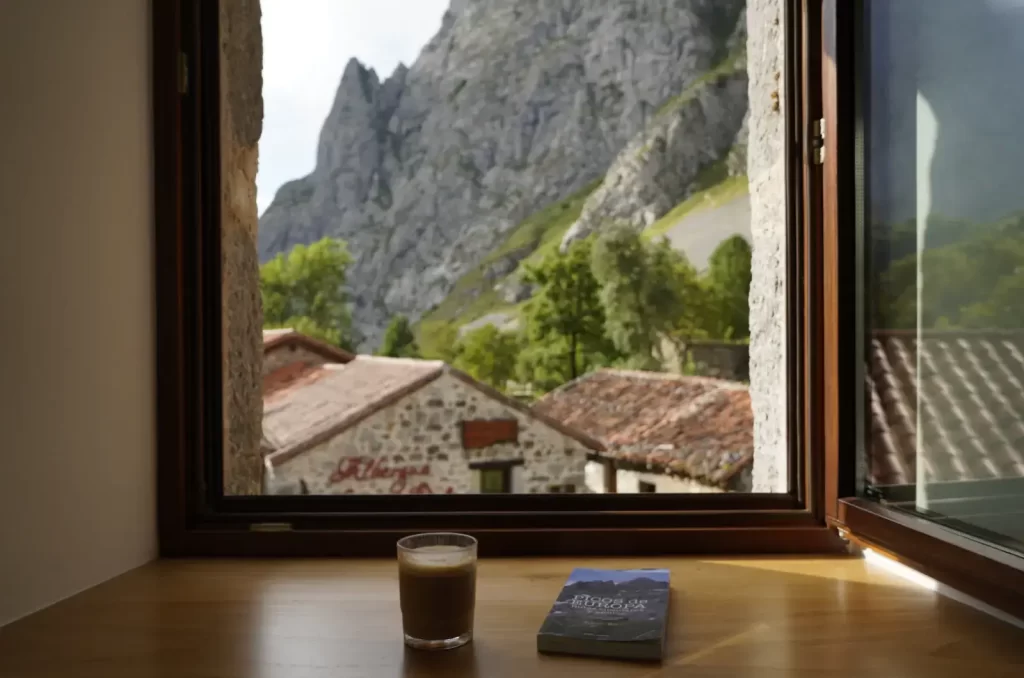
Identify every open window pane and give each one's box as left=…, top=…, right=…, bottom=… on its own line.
left=222, top=0, right=792, bottom=499
left=859, top=0, right=1024, bottom=554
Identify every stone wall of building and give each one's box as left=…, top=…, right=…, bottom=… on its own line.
left=269, top=373, right=593, bottom=494
left=689, top=342, right=750, bottom=382
left=220, top=0, right=264, bottom=495
left=583, top=462, right=750, bottom=494
left=747, top=0, right=788, bottom=492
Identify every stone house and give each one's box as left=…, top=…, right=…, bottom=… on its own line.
left=535, top=370, right=754, bottom=494
left=262, top=355, right=602, bottom=495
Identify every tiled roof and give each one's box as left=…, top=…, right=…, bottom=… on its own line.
left=867, top=331, right=1024, bottom=486
left=263, top=356, right=443, bottom=465
left=535, top=370, right=753, bottom=488
left=262, top=328, right=355, bottom=363
left=262, top=357, right=603, bottom=468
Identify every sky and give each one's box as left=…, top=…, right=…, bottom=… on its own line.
left=258, top=0, right=450, bottom=215
left=565, top=569, right=671, bottom=585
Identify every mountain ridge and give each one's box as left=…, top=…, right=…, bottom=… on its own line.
left=258, top=0, right=748, bottom=349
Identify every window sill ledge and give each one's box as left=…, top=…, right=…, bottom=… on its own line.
left=3, top=555, right=1022, bottom=676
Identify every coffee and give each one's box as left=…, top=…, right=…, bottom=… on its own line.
left=398, top=544, right=477, bottom=642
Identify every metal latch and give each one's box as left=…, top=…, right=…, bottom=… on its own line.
left=811, top=118, right=826, bottom=165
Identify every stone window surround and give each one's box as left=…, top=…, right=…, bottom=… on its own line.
left=221, top=0, right=789, bottom=495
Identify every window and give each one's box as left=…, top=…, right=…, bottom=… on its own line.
left=462, top=420, right=518, bottom=450
left=470, top=459, right=522, bottom=494
left=813, top=0, right=1024, bottom=619
left=639, top=481, right=657, bottom=494
left=243, top=0, right=788, bottom=501
left=850, top=0, right=1024, bottom=556
left=155, top=0, right=833, bottom=556
left=480, top=469, right=510, bottom=494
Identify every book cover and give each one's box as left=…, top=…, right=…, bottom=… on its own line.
left=536, top=567, right=671, bottom=661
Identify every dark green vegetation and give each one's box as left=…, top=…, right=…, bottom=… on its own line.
left=416, top=180, right=602, bottom=358
left=258, top=224, right=754, bottom=399
left=376, top=315, right=419, bottom=358
left=442, top=229, right=751, bottom=394
left=872, top=213, right=1024, bottom=330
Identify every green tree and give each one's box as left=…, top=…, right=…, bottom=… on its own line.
left=521, top=238, right=614, bottom=381
left=260, top=237, right=355, bottom=350
left=591, top=226, right=696, bottom=369
left=419, top=322, right=463, bottom=363
left=377, top=315, right=419, bottom=358
left=454, top=324, right=521, bottom=390
left=704, top=235, right=752, bottom=339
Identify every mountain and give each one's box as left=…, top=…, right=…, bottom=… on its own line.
left=259, top=0, right=748, bottom=349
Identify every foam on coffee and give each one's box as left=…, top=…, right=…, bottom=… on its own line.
left=401, top=544, right=475, bottom=572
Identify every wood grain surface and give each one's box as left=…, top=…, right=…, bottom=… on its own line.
left=1, top=556, right=1022, bottom=677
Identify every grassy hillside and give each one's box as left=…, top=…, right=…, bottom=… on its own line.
left=644, top=172, right=749, bottom=242
left=416, top=180, right=601, bottom=356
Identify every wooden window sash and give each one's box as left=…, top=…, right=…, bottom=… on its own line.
left=819, top=0, right=1024, bottom=619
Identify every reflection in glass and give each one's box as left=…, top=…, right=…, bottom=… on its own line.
left=861, top=0, right=1024, bottom=552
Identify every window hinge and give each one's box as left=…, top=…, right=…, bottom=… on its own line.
left=178, top=51, right=189, bottom=95
left=249, top=522, right=293, bottom=532
left=810, top=117, right=826, bottom=165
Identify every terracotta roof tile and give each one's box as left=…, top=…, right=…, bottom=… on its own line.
left=263, top=357, right=444, bottom=464
left=262, top=328, right=355, bottom=363
left=868, top=331, right=1024, bottom=486
left=535, top=370, right=753, bottom=488
left=262, top=357, right=602, bottom=468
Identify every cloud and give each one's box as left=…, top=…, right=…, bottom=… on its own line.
left=258, top=0, right=450, bottom=215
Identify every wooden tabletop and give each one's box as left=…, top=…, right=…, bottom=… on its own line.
left=1, top=556, right=1022, bottom=677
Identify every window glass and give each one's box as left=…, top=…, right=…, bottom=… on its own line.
left=480, top=469, right=507, bottom=494
left=860, top=0, right=1024, bottom=553
left=228, top=0, right=788, bottom=498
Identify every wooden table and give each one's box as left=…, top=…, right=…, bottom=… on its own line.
left=1, top=556, right=1022, bottom=677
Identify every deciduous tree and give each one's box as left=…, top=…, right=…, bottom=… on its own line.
left=260, top=237, right=355, bottom=350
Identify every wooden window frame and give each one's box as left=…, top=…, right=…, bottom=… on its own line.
left=154, top=0, right=846, bottom=557
left=820, top=0, right=1024, bottom=618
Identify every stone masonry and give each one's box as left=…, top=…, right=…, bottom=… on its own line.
left=268, top=373, right=593, bottom=495
left=221, top=0, right=264, bottom=495
left=747, top=0, right=788, bottom=492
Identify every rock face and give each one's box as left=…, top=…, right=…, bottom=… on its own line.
left=562, top=11, right=748, bottom=248
left=259, top=0, right=746, bottom=348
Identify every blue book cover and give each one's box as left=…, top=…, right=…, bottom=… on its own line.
left=536, top=567, right=671, bottom=661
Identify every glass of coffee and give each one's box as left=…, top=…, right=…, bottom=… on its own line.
left=397, top=532, right=478, bottom=650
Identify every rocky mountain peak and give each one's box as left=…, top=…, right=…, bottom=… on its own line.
left=259, top=0, right=748, bottom=349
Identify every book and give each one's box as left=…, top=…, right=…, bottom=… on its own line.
left=536, top=567, right=671, bottom=661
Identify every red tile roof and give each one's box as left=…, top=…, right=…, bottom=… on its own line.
left=262, top=328, right=355, bottom=363
left=868, top=330, right=1024, bottom=486
left=262, top=357, right=602, bottom=468
left=535, top=370, right=753, bottom=489
left=263, top=357, right=444, bottom=466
